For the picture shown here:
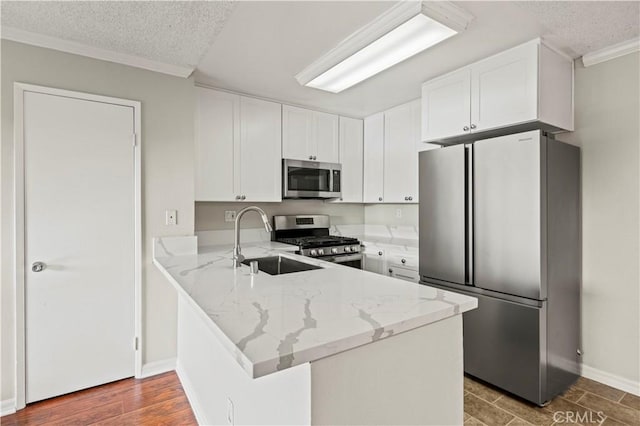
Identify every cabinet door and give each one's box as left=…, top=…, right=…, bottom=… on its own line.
left=421, top=68, right=471, bottom=142
left=384, top=101, right=419, bottom=203
left=336, top=117, right=363, bottom=202
left=314, top=111, right=340, bottom=163
left=363, top=112, right=385, bottom=203
left=282, top=105, right=313, bottom=161
left=195, top=88, right=239, bottom=201
left=239, top=97, right=282, bottom=202
left=470, top=41, right=538, bottom=132
left=363, top=249, right=386, bottom=275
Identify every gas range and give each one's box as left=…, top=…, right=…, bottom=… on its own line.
left=273, top=215, right=362, bottom=268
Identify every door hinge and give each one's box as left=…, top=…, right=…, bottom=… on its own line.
left=134, top=337, right=139, bottom=351
left=132, top=133, right=137, bottom=147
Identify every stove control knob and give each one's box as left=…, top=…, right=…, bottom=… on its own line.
left=351, top=245, right=360, bottom=252
left=331, top=247, right=339, bottom=254
left=317, top=249, right=325, bottom=256
left=310, top=249, right=318, bottom=256
left=344, top=246, right=352, bottom=252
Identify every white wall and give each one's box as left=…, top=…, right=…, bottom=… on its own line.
left=559, top=52, right=640, bottom=388
left=1, top=40, right=195, bottom=402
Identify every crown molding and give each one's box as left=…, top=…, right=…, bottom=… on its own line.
left=1, top=26, right=194, bottom=78
left=581, top=36, right=640, bottom=67
left=294, top=1, right=474, bottom=87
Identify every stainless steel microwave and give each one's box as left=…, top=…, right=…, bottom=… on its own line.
left=283, top=159, right=341, bottom=199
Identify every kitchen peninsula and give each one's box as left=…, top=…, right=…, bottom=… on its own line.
left=153, top=236, right=477, bottom=425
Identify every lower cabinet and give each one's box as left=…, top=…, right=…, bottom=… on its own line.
left=363, top=247, right=386, bottom=275
left=363, top=244, right=419, bottom=283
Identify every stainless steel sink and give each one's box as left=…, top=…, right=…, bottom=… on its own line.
left=241, top=255, right=322, bottom=275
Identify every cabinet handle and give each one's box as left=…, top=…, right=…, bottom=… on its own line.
left=309, top=155, right=313, bottom=160
left=235, top=195, right=241, bottom=200
left=463, top=126, right=469, bottom=131
left=404, top=196, right=408, bottom=201
left=241, top=195, right=246, bottom=200
left=378, top=251, right=383, bottom=256
left=401, top=258, right=406, bottom=264
left=470, top=124, right=477, bottom=129
left=378, top=197, right=383, bottom=202
left=313, top=155, right=317, bottom=160
left=408, top=196, right=413, bottom=201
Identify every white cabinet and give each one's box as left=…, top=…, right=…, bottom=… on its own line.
left=195, top=87, right=282, bottom=202
left=335, top=117, right=363, bottom=203
left=363, top=100, right=422, bottom=203
left=238, top=97, right=282, bottom=202
left=363, top=113, right=384, bottom=203
left=421, top=39, right=573, bottom=143
left=421, top=68, right=470, bottom=142
left=195, top=89, right=238, bottom=201
left=282, top=105, right=339, bottom=163
left=363, top=246, right=386, bottom=275
left=383, top=100, right=421, bottom=203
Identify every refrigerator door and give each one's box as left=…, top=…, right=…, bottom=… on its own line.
left=425, top=282, right=547, bottom=405
left=473, top=130, right=545, bottom=300
left=419, top=145, right=467, bottom=285
left=464, top=290, right=546, bottom=405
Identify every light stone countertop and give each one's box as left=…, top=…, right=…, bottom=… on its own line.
left=153, top=238, right=477, bottom=379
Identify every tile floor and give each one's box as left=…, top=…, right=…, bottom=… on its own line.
left=464, top=375, right=640, bottom=425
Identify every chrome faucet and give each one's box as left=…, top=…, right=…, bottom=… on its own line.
left=233, top=206, right=273, bottom=267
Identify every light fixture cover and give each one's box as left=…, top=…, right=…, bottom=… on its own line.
left=296, top=1, right=474, bottom=93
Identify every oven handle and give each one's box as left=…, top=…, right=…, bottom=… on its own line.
left=318, top=253, right=363, bottom=264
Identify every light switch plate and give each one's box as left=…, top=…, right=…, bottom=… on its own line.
left=165, top=210, right=177, bottom=226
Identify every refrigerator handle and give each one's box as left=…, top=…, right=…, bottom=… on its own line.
left=465, top=144, right=474, bottom=285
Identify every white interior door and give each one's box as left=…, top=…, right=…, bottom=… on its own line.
left=24, top=90, right=136, bottom=403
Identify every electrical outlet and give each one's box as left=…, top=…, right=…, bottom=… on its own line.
left=396, top=208, right=402, bottom=219
left=227, top=397, right=234, bottom=425
left=225, top=210, right=237, bottom=222
left=165, top=210, right=177, bottom=226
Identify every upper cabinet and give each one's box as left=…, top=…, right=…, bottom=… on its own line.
left=363, top=112, right=385, bottom=203
left=336, top=116, right=364, bottom=203
left=422, top=39, right=574, bottom=143
left=383, top=100, right=421, bottom=203
left=195, top=87, right=282, bottom=202
left=364, top=100, right=425, bottom=204
left=282, top=105, right=339, bottom=163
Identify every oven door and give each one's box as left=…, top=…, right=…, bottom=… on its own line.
left=283, top=159, right=341, bottom=199
left=318, top=253, right=363, bottom=269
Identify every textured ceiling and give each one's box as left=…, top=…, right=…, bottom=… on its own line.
left=0, top=0, right=236, bottom=68
left=1, top=1, right=638, bottom=117
left=515, top=1, right=640, bottom=57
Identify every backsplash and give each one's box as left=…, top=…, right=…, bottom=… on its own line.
left=363, top=204, right=418, bottom=227
left=195, top=201, right=420, bottom=246
left=195, top=200, right=364, bottom=230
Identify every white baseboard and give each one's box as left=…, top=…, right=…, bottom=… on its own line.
left=1, top=398, right=16, bottom=416
left=138, top=357, right=176, bottom=379
left=175, top=361, right=206, bottom=425
left=582, top=364, right=640, bottom=396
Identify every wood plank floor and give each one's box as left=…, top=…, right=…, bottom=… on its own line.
left=0, top=371, right=197, bottom=426
left=2, top=371, right=637, bottom=425
left=464, top=375, right=640, bottom=426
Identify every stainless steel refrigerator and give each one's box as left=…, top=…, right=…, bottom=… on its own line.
left=419, top=129, right=580, bottom=406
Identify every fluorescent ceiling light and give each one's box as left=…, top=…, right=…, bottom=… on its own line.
left=296, top=1, right=474, bottom=93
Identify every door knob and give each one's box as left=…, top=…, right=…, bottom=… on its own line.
left=32, top=262, right=46, bottom=272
